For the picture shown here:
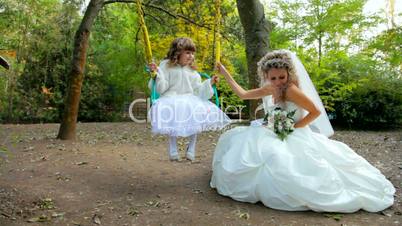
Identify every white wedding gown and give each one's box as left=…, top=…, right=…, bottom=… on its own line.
left=210, top=101, right=395, bottom=213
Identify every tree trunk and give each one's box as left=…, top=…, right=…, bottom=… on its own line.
left=236, top=0, right=270, bottom=119
left=57, top=0, right=104, bottom=140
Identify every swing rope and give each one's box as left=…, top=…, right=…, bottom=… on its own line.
left=212, top=0, right=221, bottom=107
left=135, top=0, right=159, bottom=103
left=136, top=0, right=221, bottom=106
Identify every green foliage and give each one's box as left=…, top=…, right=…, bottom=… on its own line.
left=0, top=0, right=400, bottom=129
left=78, top=64, right=121, bottom=121
left=0, top=0, right=81, bottom=123
left=87, top=3, right=146, bottom=121
left=367, top=27, right=402, bottom=67
left=307, top=51, right=402, bottom=128
left=335, top=75, right=402, bottom=129
left=267, top=0, right=401, bottom=129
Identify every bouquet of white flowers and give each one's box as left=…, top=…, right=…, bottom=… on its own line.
left=262, top=107, right=296, bottom=140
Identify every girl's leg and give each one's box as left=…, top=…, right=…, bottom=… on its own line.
left=186, top=134, right=197, bottom=161
left=168, top=136, right=179, bottom=161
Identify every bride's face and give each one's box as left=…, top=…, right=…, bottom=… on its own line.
left=265, top=68, right=288, bottom=87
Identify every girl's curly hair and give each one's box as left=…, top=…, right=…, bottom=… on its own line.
left=257, top=50, right=299, bottom=102
left=165, top=37, right=196, bottom=67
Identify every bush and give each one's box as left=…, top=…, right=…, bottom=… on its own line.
left=334, top=76, right=402, bottom=129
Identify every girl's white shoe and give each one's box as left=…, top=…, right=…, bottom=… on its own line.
left=169, top=154, right=179, bottom=161
left=185, top=152, right=195, bottom=161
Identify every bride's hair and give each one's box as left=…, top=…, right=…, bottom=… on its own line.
left=257, top=50, right=299, bottom=102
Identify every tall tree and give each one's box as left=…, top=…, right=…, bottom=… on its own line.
left=386, top=0, right=396, bottom=29
left=57, top=0, right=105, bottom=139
left=236, top=0, right=270, bottom=118
left=303, top=0, right=369, bottom=67
left=267, top=0, right=305, bottom=49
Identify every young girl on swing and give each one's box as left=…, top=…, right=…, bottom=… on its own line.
left=148, top=37, right=231, bottom=161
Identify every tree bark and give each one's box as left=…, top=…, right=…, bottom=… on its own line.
left=57, top=0, right=104, bottom=140
left=236, top=0, right=270, bottom=119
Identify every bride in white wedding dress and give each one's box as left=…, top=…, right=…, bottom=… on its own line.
left=210, top=50, right=395, bottom=212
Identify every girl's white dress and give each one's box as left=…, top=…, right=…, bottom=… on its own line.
left=210, top=100, right=395, bottom=212
left=149, top=60, right=231, bottom=137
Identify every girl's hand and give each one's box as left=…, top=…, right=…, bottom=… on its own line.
left=211, top=75, right=219, bottom=85
left=216, top=62, right=230, bottom=77
left=148, top=63, right=158, bottom=78
left=148, top=63, right=158, bottom=73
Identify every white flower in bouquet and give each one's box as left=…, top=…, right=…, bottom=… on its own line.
left=266, top=116, right=275, bottom=130
left=263, top=107, right=296, bottom=141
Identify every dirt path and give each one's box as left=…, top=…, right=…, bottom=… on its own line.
left=0, top=123, right=401, bottom=226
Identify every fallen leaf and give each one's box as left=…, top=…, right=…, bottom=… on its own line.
left=146, top=200, right=160, bottom=207
left=36, top=198, right=55, bottom=210
left=232, top=209, right=250, bottom=220
left=128, top=208, right=141, bottom=216
left=51, top=212, right=65, bottom=218
left=381, top=210, right=392, bottom=217
left=0, top=211, right=11, bottom=218
left=27, top=215, right=50, bottom=222
left=192, top=188, right=203, bottom=194
left=92, top=214, right=101, bottom=225
left=0, top=147, right=9, bottom=153
left=23, top=146, right=34, bottom=152
left=239, top=212, right=250, bottom=220
left=324, top=213, right=343, bottom=221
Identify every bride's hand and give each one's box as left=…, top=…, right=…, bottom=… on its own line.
left=216, top=62, right=230, bottom=78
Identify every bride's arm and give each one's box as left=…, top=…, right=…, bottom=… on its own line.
left=286, top=85, right=321, bottom=128
left=216, top=63, right=273, bottom=100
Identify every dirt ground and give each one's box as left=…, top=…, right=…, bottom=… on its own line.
left=0, top=123, right=401, bottom=226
